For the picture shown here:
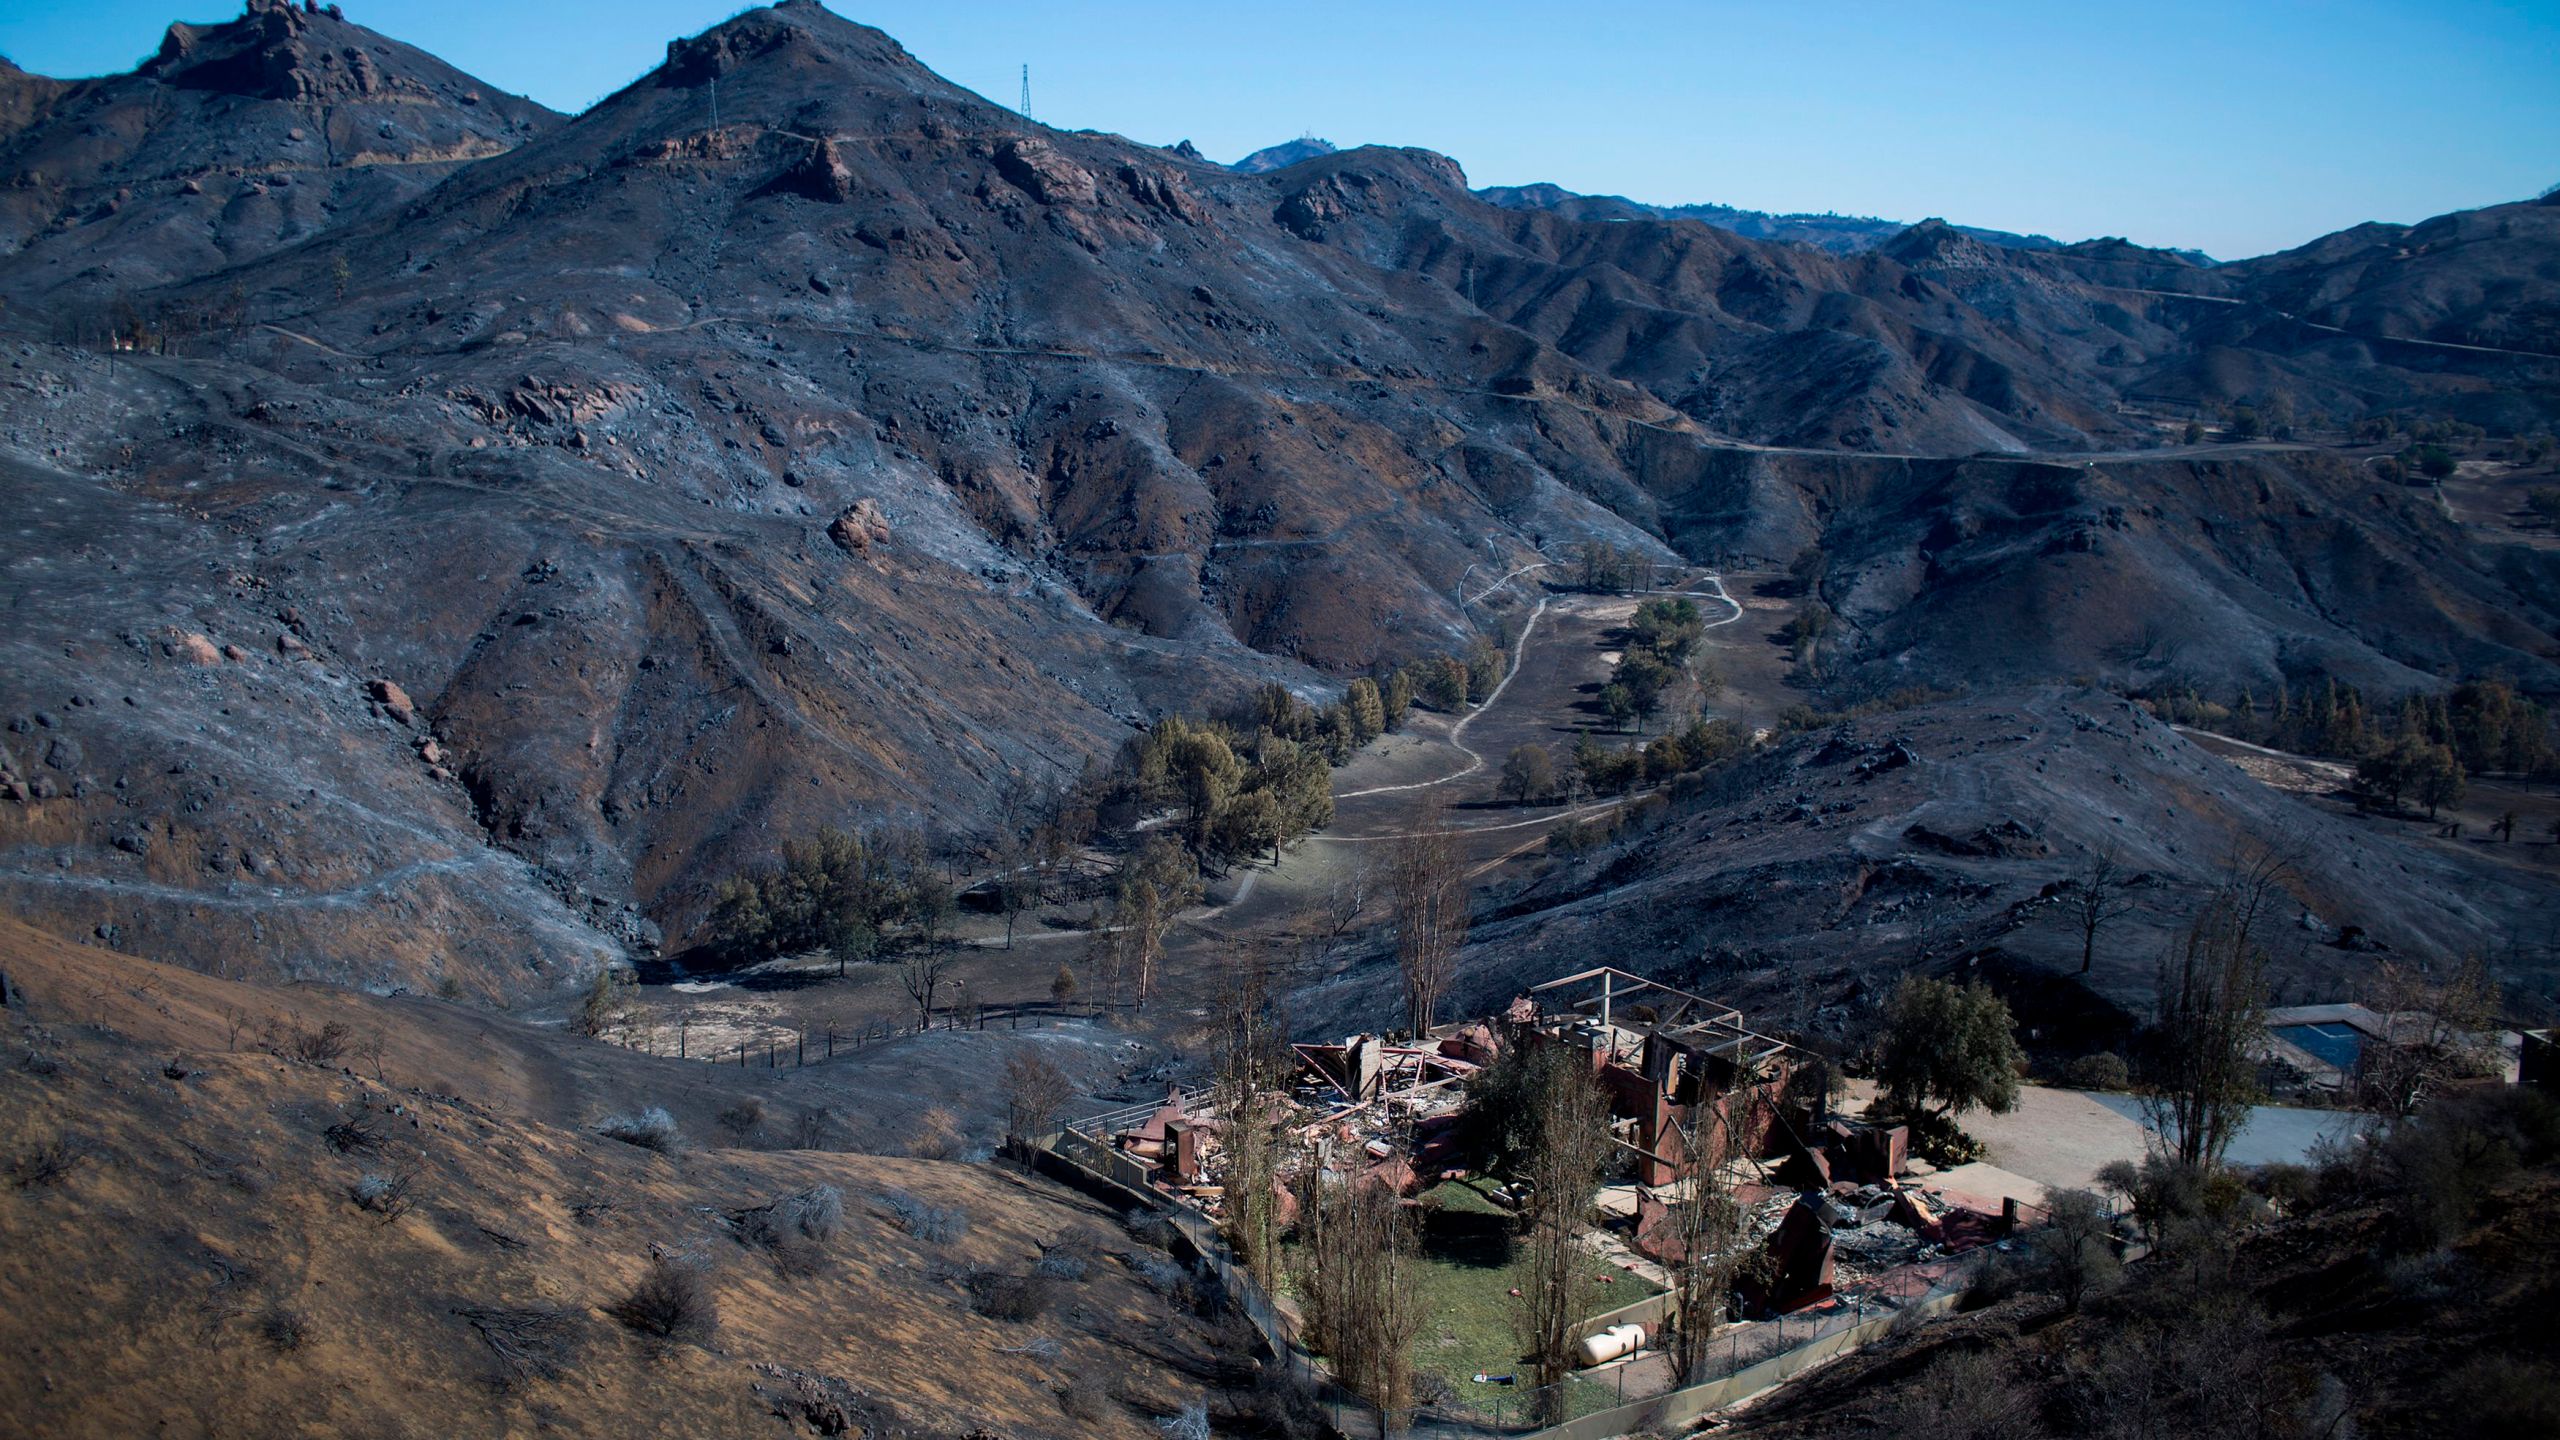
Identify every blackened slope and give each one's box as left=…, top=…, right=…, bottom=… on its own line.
left=0, top=0, right=558, bottom=306
left=3, top=1, right=2557, bottom=997
left=2226, top=199, right=2560, bottom=357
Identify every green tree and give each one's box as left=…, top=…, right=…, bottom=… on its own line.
left=2415, top=740, right=2466, bottom=819
left=1628, top=597, right=1704, bottom=662
left=1379, top=668, right=1413, bottom=729
left=1499, top=743, right=1556, bottom=806
left=1343, top=677, right=1386, bottom=741
left=1214, top=787, right=1285, bottom=863
left=1598, top=682, right=1636, bottom=731
left=1876, top=977, right=2023, bottom=1121
left=1464, top=638, right=1507, bottom=700
left=2408, top=443, right=2458, bottom=480
left=1785, top=603, right=1836, bottom=672
left=1254, top=737, right=1335, bottom=839
left=1786, top=546, right=1828, bottom=598
left=1615, top=652, right=1678, bottom=730
left=1154, top=719, right=1242, bottom=855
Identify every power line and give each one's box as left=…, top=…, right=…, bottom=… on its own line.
left=1018, top=64, right=1031, bottom=122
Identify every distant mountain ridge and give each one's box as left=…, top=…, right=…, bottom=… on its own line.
left=1229, top=134, right=1337, bottom=173
left=1219, top=145, right=2212, bottom=263
left=1470, top=179, right=2082, bottom=256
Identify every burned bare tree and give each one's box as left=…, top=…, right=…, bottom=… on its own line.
left=898, top=943, right=955, bottom=1030
left=2070, top=842, right=2137, bottom=975
left=2358, top=955, right=2501, bottom=1119
left=1297, top=1177, right=1423, bottom=1436
left=1665, top=1064, right=1765, bottom=1383
left=1515, top=1042, right=1611, bottom=1418
left=1214, top=942, right=1295, bottom=1288
left=1388, top=804, right=1470, bottom=1035
left=2142, top=852, right=2283, bottom=1168
left=999, top=1051, right=1076, bottom=1166
left=1095, top=836, right=1198, bottom=1013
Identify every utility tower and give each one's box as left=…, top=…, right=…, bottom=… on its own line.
left=1019, top=65, right=1031, bottom=122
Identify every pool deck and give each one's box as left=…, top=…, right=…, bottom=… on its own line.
left=1843, top=1078, right=2365, bottom=1193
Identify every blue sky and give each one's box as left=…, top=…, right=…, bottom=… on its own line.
left=4, top=1, right=2555, bottom=259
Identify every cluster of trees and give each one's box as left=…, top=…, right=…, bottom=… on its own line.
left=702, top=828, right=951, bottom=967
left=1241, top=677, right=1406, bottom=766
left=1405, top=641, right=1508, bottom=714
left=1566, top=540, right=1658, bottom=593
left=1501, top=718, right=1756, bottom=810
left=54, top=283, right=257, bottom=357
left=2352, top=732, right=2468, bottom=819
left=1127, top=713, right=1335, bottom=868
left=1598, top=597, right=1717, bottom=731
left=2146, top=674, right=2559, bottom=814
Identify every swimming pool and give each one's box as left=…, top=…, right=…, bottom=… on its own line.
left=2274, top=1022, right=2365, bottom=1072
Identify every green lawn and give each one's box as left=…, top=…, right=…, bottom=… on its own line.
left=1287, top=1177, right=1663, bottom=1425
left=1410, top=1178, right=1533, bottom=1403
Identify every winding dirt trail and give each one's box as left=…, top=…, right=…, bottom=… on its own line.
left=1333, top=568, right=1744, bottom=827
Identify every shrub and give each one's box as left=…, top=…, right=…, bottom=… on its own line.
left=716, top=1099, right=765, bottom=1146
left=597, top=1107, right=678, bottom=1154
left=1901, top=1110, right=1986, bottom=1167
left=284, top=1019, right=353, bottom=1065
left=1156, top=1400, right=1211, bottom=1440
left=880, top=1189, right=967, bottom=1245
left=731, top=1185, right=843, bottom=1274
left=908, top=1105, right=967, bottom=1161
left=350, top=1171, right=413, bottom=1222
left=1122, top=1208, right=1177, bottom=1249
left=456, top=1304, right=580, bottom=1387
left=967, top=1269, right=1057, bottom=1322
left=259, top=1305, right=311, bottom=1352
left=1036, top=1233, right=1096, bottom=1281
left=1056, top=1377, right=1109, bottom=1424
left=10, top=1136, right=82, bottom=1189
left=791, top=1107, right=837, bottom=1150
left=1131, top=1254, right=1190, bottom=1298
left=2249, top=1161, right=2318, bottom=1215
left=610, top=1258, right=717, bottom=1343
left=2063, top=1053, right=2129, bottom=1091
left=2383, top=1247, right=2467, bottom=1307
left=2024, top=1187, right=2121, bottom=1313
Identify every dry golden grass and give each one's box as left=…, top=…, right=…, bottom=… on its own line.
left=0, top=921, right=1245, bottom=1438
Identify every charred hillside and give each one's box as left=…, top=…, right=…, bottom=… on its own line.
left=0, top=0, right=558, bottom=307
left=0, top=1, right=2555, bottom=1001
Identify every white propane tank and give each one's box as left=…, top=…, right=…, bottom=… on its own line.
left=1575, top=1322, right=1647, bottom=1367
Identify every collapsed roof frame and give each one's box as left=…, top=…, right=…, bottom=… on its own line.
left=1528, top=965, right=1793, bottom=1069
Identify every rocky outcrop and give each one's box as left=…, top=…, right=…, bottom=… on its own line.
left=151, top=0, right=410, bottom=104
left=827, top=499, right=891, bottom=554
left=764, top=136, right=858, bottom=203
left=1116, top=163, right=1203, bottom=223
left=368, top=679, right=417, bottom=726
left=992, top=137, right=1096, bottom=207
